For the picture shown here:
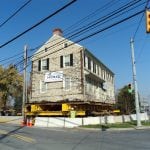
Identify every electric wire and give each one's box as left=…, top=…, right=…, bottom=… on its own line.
left=24, top=8, right=145, bottom=84
left=133, top=0, right=150, bottom=64
left=1, top=55, right=23, bottom=66
left=133, top=0, right=149, bottom=39
left=30, top=0, right=119, bottom=51
left=0, top=0, right=146, bottom=63
left=29, top=0, right=120, bottom=52
left=33, top=0, right=144, bottom=52
left=136, top=34, right=148, bottom=62
left=0, top=1, right=147, bottom=79
left=29, top=0, right=145, bottom=60
left=133, top=13, right=144, bottom=40
left=67, top=1, right=146, bottom=41
left=65, top=0, right=144, bottom=39
left=30, top=8, right=147, bottom=63
left=63, top=0, right=119, bottom=33
left=75, top=9, right=146, bottom=45
left=0, top=0, right=32, bottom=28
left=0, top=52, right=23, bottom=63
left=0, top=0, right=77, bottom=49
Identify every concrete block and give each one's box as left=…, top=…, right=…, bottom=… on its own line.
left=47, top=117, right=65, bottom=127
left=114, top=116, right=123, bottom=123
left=122, top=115, right=131, bottom=122
left=34, top=117, right=48, bottom=127
left=140, top=113, right=149, bottom=121
left=106, top=116, right=115, bottom=124
left=64, top=118, right=82, bottom=128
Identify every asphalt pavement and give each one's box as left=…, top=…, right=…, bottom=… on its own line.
left=0, top=123, right=150, bottom=150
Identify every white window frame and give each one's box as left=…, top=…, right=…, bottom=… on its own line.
left=64, top=54, right=70, bottom=67
left=41, top=59, right=48, bottom=71
left=91, top=60, right=93, bottom=72
left=40, top=80, right=47, bottom=93
left=85, top=56, right=88, bottom=68
left=63, top=76, right=71, bottom=90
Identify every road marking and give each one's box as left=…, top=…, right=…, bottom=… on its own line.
left=0, top=129, right=36, bottom=143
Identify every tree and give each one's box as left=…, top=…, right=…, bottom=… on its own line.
left=116, top=85, right=135, bottom=115
left=0, top=65, right=23, bottom=113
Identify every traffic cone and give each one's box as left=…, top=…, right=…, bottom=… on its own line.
left=27, top=118, right=30, bottom=127
left=29, top=119, right=32, bottom=127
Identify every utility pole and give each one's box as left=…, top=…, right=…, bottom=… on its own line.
left=130, top=38, right=141, bottom=127
left=22, top=45, right=27, bottom=121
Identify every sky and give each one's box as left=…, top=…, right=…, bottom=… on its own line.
left=0, top=0, right=150, bottom=102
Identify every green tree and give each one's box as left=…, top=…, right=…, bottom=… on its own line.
left=116, top=85, right=135, bottom=114
left=0, top=65, right=23, bottom=112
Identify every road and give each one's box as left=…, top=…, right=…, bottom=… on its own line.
left=0, top=123, right=150, bottom=150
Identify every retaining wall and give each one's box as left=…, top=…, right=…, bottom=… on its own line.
left=34, top=112, right=149, bottom=128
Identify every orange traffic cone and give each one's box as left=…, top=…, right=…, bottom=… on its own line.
left=29, top=119, right=32, bottom=127
left=27, top=118, right=30, bottom=127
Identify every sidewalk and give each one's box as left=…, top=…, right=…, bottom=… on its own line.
left=0, top=116, right=22, bottom=124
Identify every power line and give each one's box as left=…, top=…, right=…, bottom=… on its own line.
left=136, top=34, right=148, bottom=62
left=29, top=0, right=140, bottom=55
left=0, top=0, right=77, bottom=49
left=29, top=0, right=119, bottom=52
left=29, top=0, right=146, bottom=60
left=0, top=0, right=145, bottom=71
left=5, top=0, right=138, bottom=54
left=66, top=0, right=146, bottom=40
left=76, top=9, right=146, bottom=44
left=0, top=2, right=146, bottom=85
left=133, top=13, right=144, bottom=39
left=1, top=56, right=23, bottom=67
left=65, top=0, right=144, bottom=38
left=31, top=8, right=146, bottom=63
left=64, top=0, right=119, bottom=33
left=133, top=0, right=149, bottom=39
left=0, top=52, right=23, bottom=63
left=0, top=0, right=32, bottom=28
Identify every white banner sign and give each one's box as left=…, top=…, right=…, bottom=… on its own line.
left=44, top=71, right=63, bottom=82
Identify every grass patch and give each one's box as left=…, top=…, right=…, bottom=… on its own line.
left=81, top=121, right=150, bottom=129
left=142, top=121, right=150, bottom=126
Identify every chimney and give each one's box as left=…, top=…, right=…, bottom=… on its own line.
left=53, top=28, right=63, bottom=36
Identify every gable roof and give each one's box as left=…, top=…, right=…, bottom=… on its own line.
left=32, top=31, right=114, bottom=75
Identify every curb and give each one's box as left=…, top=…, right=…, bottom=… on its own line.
left=75, top=126, right=150, bottom=131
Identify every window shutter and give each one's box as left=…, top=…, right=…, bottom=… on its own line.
left=38, top=60, right=41, bottom=71
left=84, top=53, right=86, bottom=67
left=88, top=57, right=91, bottom=70
left=47, top=58, right=49, bottom=70
left=70, top=54, right=73, bottom=66
left=60, top=56, right=63, bottom=68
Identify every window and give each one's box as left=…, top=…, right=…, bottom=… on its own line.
left=40, top=81, right=47, bottom=93
left=64, top=55, right=70, bottom=66
left=84, top=53, right=86, bottom=67
left=38, top=60, right=41, bottom=71
left=45, top=47, right=48, bottom=52
left=93, top=62, right=96, bottom=73
left=60, top=54, right=73, bottom=68
left=63, top=76, right=71, bottom=90
left=64, top=43, right=68, bottom=48
left=88, top=57, right=91, bottom=70
left=84, top=55, right=88, bottom=68
left=38, top=58, right=49, bottom=71
left=97, top=65, right=99, bottom=75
